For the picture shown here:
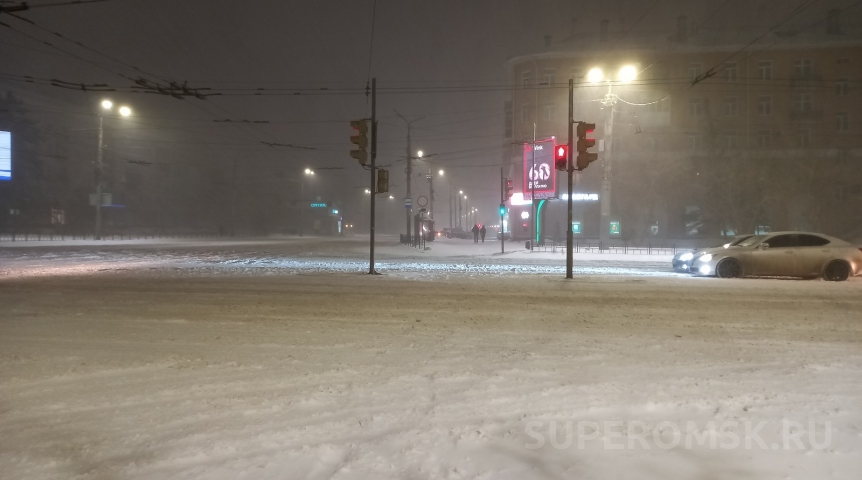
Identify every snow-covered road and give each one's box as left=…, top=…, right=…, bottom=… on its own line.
left=1, top=238, right=860, bottom=479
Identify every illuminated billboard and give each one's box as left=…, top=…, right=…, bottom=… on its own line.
left=522, top=138, right=555, bottom=200
left=0, top=131, right=10, bottom=181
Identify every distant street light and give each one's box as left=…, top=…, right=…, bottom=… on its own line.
left=438, top=169, right=444, bottom=176
left=417, top=150, right=424, bottom=158
left=300, top=168, right=315, bottom=237
left=94, top=99, right=132, bottom=240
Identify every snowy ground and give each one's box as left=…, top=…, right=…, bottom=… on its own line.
left=1, top=237, right=861, bottom=479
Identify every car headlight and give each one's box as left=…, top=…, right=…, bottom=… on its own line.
left=679, top=253, right=693, bottom=261
left=699, top=254, right=713, bottom=262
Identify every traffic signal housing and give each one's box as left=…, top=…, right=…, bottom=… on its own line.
left=376, top=169, right=389, bottom=193
left=554, top=144, right=569, bottom=171
left=504, top=179, right=514, bottom=201
left=350, top=119, right=369, bottom=166
left=499, top=203, right=507, bottom=216
left=576, top=122, right=598, bottom=171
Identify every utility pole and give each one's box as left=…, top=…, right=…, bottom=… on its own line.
left=500, top=167, right=505, bottom=254
left=369, top=78, right=378, bottom=275
left=599, top=90, right=616, bottom=245
left=566, top=79, right=574, bottom=279
left=428, top=169, right=434, bottom=219
left=449, top=184, right=453, bottom=228
left=94, top=115, right=104, bottom=240
left=394, top=111, right=423, bottom=239
left=530, top=122, right=536, bottom=250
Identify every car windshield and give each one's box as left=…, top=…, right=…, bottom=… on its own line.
left=728, top=235, right=754, bottom=247
left=737, top=235, right=767, bottom=247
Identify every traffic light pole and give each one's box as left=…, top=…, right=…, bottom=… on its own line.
left=566, top=79, right=574, bottom=279
left=369, top=78, right=378, bottom=275
left=500, top=167, right=505, bottom=254
left=600, top=90, right=616, bottom=245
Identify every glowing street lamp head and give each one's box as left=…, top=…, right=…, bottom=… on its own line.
left=417, top=150, right=423, bottom=158
left=118, top=106, right=132, bottom=117
left=459, top=190, right=463, bottom=194
left=101, top=100, right=113, bottom=110
left=618, top=65, right=637, bottom=83
left=587, top=68, right=603, bottom=84
left=438, top=169, right=444, bottom=176
left=304, top=168, right=313, bottom=175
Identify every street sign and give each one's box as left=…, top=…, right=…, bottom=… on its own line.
left=610, top=221, right=621, bottom=235
left=417, top=196, right=428, bottom=207
left=310, top=202, right=328, bottom=208
left=405, top=198, right=412, bottom=209
left=572, top=221, right=581, bottom=234
left=89, top=193, right=112, bottom=206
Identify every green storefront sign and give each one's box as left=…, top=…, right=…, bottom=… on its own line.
left=610, top=221, right=621, bottom=235
left=572, top=221, right=581, bottom=234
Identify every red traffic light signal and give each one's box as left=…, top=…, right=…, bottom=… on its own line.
left=554, top=144, right=569, bottom=171
left=504, top=179, right=514, bottom=200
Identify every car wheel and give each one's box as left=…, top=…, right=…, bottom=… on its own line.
left=716, top=258, right=743, bottom=278
left=824, top=260, right=850, bottom=282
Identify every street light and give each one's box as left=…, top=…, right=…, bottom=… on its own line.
left=618, top=65, right=637, bottom=83
left=586, top=64, right=636, bottom=243
left=299, top=168, right=315, bottom=237
left=417, top=150, right=424, bottom=159
left=438, top=170, right=444, bottom=176
left=587, top=67, right=603, bottom=83
left=94, top=99, right=132, bottom=240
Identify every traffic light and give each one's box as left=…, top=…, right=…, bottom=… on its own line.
left=576, top=122, right=598, bottom=171
left=504, top=179, right=514, bottom=200
left=499, top=203, right=507, bottom=216
left=376, top=169, right=389, bottom=193
left=350, top=119, right=369, bottom=166
left=554, top=144, right=569, bottom=171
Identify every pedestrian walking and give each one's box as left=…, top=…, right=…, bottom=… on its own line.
left=471, top=224, right=480, bottom=243
left=479, top=225, right=486, bottom=243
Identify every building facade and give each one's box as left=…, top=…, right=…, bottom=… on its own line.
left=504, top=6, right=862, bottom=243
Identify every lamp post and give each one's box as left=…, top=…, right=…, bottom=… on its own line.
left=95, top=100, right=131, bottom=240
left=458, top=190, right=464, bottom=229
left=299, top=168, right=314, bottom=236
left=587, top=65, right=636, bottom=245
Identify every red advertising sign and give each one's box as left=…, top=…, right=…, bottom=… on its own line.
left=523, top=138, right=556, bottom=200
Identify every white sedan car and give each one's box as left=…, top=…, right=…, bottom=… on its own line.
left=690, top=232, right=862, bottom=281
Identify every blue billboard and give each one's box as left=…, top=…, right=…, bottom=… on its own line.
left=0, top=131, right=10, bottom=181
